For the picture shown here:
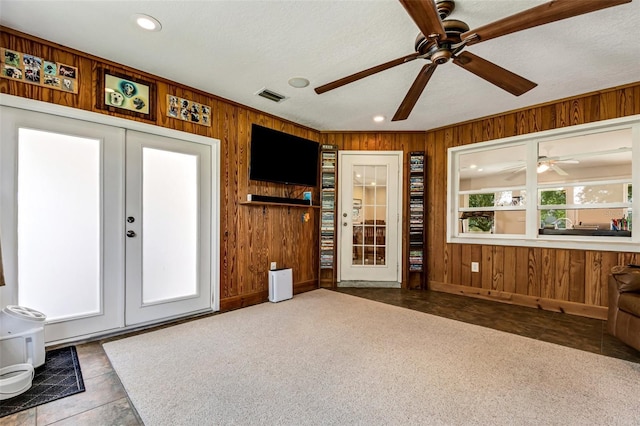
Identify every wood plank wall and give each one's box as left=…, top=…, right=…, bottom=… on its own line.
left=3, top=27, right=639, bottom=319
left=323, top=83, right=640, bottom=319
left=0, top=27, right=320, bottom=311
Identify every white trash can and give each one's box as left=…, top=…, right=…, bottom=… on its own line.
left=0, top=305, right=46, bottom=368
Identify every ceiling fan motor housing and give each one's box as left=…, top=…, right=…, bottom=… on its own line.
left=415, top=18, right=469, bottom=65
left=431, top=47, right=452, bottom=64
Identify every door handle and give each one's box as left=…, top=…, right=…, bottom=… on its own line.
left=126, top=230, right=136, bottom=238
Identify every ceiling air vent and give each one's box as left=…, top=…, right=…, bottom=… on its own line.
left=255, top=88, right=287, bottom=103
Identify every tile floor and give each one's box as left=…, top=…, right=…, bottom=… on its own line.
left=2, top=288, right=638, bottom=425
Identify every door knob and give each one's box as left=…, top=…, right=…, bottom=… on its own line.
left=126, top=230, right=136, bottom=238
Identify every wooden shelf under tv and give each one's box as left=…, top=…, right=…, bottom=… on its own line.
left=240, top=201, right=320, bottom=209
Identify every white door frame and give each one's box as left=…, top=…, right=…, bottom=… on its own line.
left=337, top=150, right=403, bottom=284
left=0, top=94, right=221, bottom=344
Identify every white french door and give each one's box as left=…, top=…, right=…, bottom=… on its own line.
left=0, top=106, right=125, bottom=342
left=0, top=104, right=216, bottom=343
left=124, top=131, right=211, bottom=326
left=338, top=151, right=402, bottom=284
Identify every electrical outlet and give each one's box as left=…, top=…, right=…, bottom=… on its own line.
left=471, top=262, right=479, bottom=273
left=270, top=262, right=277, bottom=270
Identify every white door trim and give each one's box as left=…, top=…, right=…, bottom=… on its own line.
left=337, top=150, right=403, bottom=284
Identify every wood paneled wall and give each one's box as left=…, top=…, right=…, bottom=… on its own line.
left=0, top=28, right=320, bottom=311
left=323, top=84, right=640, bottom=319
left=3, top=27, right=639, bottom=319
left=424, top=83, right=640, bottom=319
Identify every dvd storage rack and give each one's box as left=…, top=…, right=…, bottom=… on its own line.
left=408, top=151, right=426, bottom=289
left=319, top=145, right=337, bottom=288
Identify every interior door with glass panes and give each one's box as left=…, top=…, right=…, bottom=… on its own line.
left=338, top=152, right=402, bottom=283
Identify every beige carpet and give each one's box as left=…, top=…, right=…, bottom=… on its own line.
left=104, top=289, right=640, bottom=425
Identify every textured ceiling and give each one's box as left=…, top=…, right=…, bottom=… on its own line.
left=1, top=0, right=638, bottom=131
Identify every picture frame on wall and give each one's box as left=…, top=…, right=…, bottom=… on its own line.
left=96, top=68, right=156, bottom=121
left=1, top=48, right=79, bottom=94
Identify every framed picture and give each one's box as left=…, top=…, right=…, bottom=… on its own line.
left=1, top=48, right=78, bottom=94
left=96, top=68, right=156, bottom=120
left=166, top=94, right=211, bottom=127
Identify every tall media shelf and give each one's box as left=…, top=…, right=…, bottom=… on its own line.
left=408, top=151, right=426, bottom=289
left=319, top=145, right=338, bottom=288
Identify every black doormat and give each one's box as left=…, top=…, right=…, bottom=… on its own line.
left=0, top=346, right=85, bottom=418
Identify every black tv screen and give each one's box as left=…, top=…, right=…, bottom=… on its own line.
left=249, top=124, right=319, bottom=186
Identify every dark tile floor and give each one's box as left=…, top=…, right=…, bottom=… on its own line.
left=2, top=288, right=638, bottom=425
left=336, top=288, right=640, bottom=363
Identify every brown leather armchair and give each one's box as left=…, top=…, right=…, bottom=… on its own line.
left=608, top=266, right=640, bottom=351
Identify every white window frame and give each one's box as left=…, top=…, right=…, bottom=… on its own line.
left=447, top=114, right=640, bottom=252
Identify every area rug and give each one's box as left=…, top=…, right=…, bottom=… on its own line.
left=0, top=346, right=85, bottom=418
left=104, top=289, right=640, bottom=425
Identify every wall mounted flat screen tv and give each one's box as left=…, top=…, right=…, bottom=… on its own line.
left=249, top=124, right=319, bottom=186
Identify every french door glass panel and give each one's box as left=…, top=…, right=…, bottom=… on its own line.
left=142, top=147, right=198, bottom=304
left=18, top=129, right=101, bottom=320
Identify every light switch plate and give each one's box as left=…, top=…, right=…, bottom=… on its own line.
left=270, top=262, right=277, bottom=270
left=471, top=262, right=479, bottom=273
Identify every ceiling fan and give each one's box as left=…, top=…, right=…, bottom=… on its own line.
left=504, top=156, right=579, bottom=179
left=314, top=0, right=632, bottom=121
left=536, top=156, right=579, bottom=176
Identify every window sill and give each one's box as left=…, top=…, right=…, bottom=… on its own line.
left=448, top=233, right=638, bottom=253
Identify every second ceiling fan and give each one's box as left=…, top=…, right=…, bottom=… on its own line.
left=314, top=0, right=631, bottom=121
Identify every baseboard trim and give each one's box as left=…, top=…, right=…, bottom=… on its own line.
left=429, top=281, right=608, bottom=320
left=337, top=281, right=401, bottom=288
left=219, top=280, right=318, bottom=312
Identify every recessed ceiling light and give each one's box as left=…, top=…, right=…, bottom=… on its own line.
left=288, top=77, right=309, bottom=88
left=373, top=115, right=385, bottom=123
left=469, top=164, right=477, bottom=169
left=132, top=14, right=162, bottom=32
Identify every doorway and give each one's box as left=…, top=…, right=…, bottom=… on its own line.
left=0, top=104, right=218, bottom=343
left=337, top=151, right=402, bottom=286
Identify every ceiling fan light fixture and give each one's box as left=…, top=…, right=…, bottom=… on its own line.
left=431, top=48, right=452, bottom=65
left=537, top=163, right=550, bottom=173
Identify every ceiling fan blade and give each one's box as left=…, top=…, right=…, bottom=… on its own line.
left=505, top=166, right=527, bottom=181
left=462, top=0, right=631, bottom=46
left=550, top=164, right=569, bottom=176
left=453, top=51, right=537, bottom=96
left=392, top=64, right=437, bottom=122
left=398, top=0, right=446, bottom=41
left=314, top=53, right=421, bottom=94
left=557, top=159, right=580, bottom=164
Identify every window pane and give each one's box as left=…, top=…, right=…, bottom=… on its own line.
left=573, top=183, right=628, bottom=205
left=18, top=128, right=100, bottom=321
left=459, top=144, right=527, bottom=190
left=539, top=189, right=567, bottom=228
left=142, top=148, right=198, bottom=304
left=538, top=129, right=632, bottom=185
